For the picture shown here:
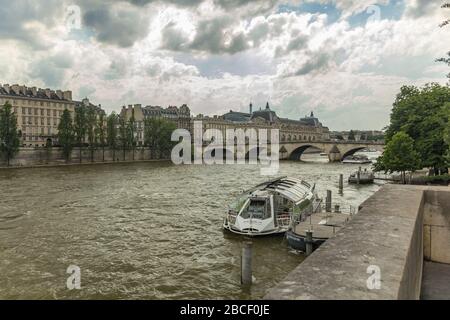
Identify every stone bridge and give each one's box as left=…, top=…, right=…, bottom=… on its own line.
left=279, top=141, right=384, bottom=162
left=203, top=140, right=384, bottom=162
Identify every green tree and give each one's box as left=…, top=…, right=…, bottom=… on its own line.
left=159, top=120, right=177, bottom=158
left=86, top=107, right=98, bottom=162
left=107, top=113, right=118, bottom=162
left=439, top=2, right=450, bottom=27
left=374, top=132, right=421, bottom=184
left=0, top=101, right=20, bottom=166
left=144, top=118, right=159, bottom=159
left=127, top=112, right=136, bottom=161
left=118, top=116, right=128, bottom=161
left=444, top=103, right=450, bottom=164
left=74, top=105, right=87, bottom=163
left=347, top=130, right=355, bottom=141
left=97, top=112, right=107, bottom=162
left=58, top=109, right=74, bottom=162
left=385, top=84, right=450, bottom=174
left=437, top=3, right=450, bottom=79
left=144, top=118, right=176, bottom=159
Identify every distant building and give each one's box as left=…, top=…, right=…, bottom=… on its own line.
left=0, top=83, right=75, bottom=147
left=120, top=104, right=191, bottom=145
left=0, top=84, right=105, bottom=147
left=199, top=102, right=330, bottom=142
left=118, top=101, right=330, bottom=146
left=331, top=130, right=385, bottom=142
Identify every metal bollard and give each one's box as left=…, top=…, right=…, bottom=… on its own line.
left=339, top=174, right=343, bottom=193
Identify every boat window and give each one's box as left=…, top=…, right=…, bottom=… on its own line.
left=229, top=195, right=248, bottom=213
left=240, top=199, right=270, bottom=220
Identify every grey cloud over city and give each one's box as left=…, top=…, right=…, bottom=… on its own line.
left=0, top=0, right=449, bottom=130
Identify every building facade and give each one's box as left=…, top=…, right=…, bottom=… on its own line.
left=120, top=104, right=191, bottom=145
left=120, top=102, right=330, bottom=146
left=200, top=103, right=330, bottom=143
left=0, top=84, right=105, bottom=147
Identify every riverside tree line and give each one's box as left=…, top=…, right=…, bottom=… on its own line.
left=374, top=3, right=450, bottom=183
left=0, top=101, right=176, bottom=165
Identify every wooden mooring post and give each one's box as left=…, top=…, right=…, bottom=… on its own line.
left=339, top=174, right=344, bottom=193
left=326, top=190, right=332, bottom=212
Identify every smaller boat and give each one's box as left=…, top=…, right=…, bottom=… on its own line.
left=348, top=169, right=374, bottom=184
left=286, top=206, right=356, bottom=252
left=319, top=152, right=327, bottom=157
left=342, top=154, right=372, bottom=164
left=223, top=177, right=321, bottom=236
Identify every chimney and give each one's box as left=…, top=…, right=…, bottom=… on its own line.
left=44, top=88, right=52, bottom=99
left=249, top=102, right=253, bottom=114
left=2, top=84, right=10, bottom=94
left=62, top=91, right=72, bottom=101
left=19, top=85, right=26, bottom=95
left=31, top=87, right=37, bottom=96
left=11, top=84, right=20, bottom=95
left=56, top=90, right=63, bottom=99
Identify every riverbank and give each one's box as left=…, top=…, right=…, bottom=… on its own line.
left=0, top=147, right=169, bottom=169
left=0, top=158, right=171, bottom=170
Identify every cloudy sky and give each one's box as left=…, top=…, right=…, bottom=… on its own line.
left=0, top=0, right=449, bottom=130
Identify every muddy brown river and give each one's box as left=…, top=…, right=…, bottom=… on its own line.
left=0, top=154, right=383, bottom=299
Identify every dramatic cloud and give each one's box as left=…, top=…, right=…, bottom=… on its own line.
left=82, top=3, right=152, bottom=47
left=1, top=0, right=449, bottom=130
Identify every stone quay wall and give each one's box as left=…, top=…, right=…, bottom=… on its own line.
left=0, top=147, right=167, bottom=168
left=265, top=185, right=450, bottom=300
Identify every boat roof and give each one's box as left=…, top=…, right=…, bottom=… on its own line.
left=247, top=176, right=314, bottom=204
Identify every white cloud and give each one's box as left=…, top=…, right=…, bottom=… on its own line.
left=1, top=0, right=449, bottom=130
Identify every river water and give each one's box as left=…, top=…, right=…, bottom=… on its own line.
left=0, top=153, right=383, bottom=299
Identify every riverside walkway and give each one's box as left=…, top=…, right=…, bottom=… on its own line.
left=265, top=184, right=450, bottom=300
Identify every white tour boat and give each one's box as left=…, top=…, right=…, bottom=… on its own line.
left=341, top=154, right=372, bottom=164
left=223, top=177, right=320, bottom=236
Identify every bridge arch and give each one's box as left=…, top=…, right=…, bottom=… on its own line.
left=288, top=144, right=317, bottom=161
left=341, top=147, right=367, bottom=160
left=245, top=147, right=267, bottom=162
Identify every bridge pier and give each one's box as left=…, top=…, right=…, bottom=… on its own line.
left=328, top=145, right=341, bottom=162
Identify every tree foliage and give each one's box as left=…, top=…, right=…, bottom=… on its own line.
left=444, top=103, right=450, bottom=164
left=57, top=109, right=74, bottom=162
left=118, top=116, right=129, bottom=161
left=374, top=132, right=421, bottom=183
left=385, top=83, right=450, bottom=173
left=144, top=118, right=177, bottom=158
left=347, top=130, right=355, bottom=141
left=127, top=112, right=136, bottom=160
left=86, top=107, right=98, bottom=162
left=74, top=105, right=87, bottom=163
left=107, top=112, right=118, bottom=161
left=97, top=112, right=107, bottom=161
left=437, top=3, right=450, bottom=79
left=0, top=101, right=20, bottom=166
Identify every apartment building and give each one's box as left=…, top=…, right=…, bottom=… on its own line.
left=0, top=84, right=106, bottom=147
